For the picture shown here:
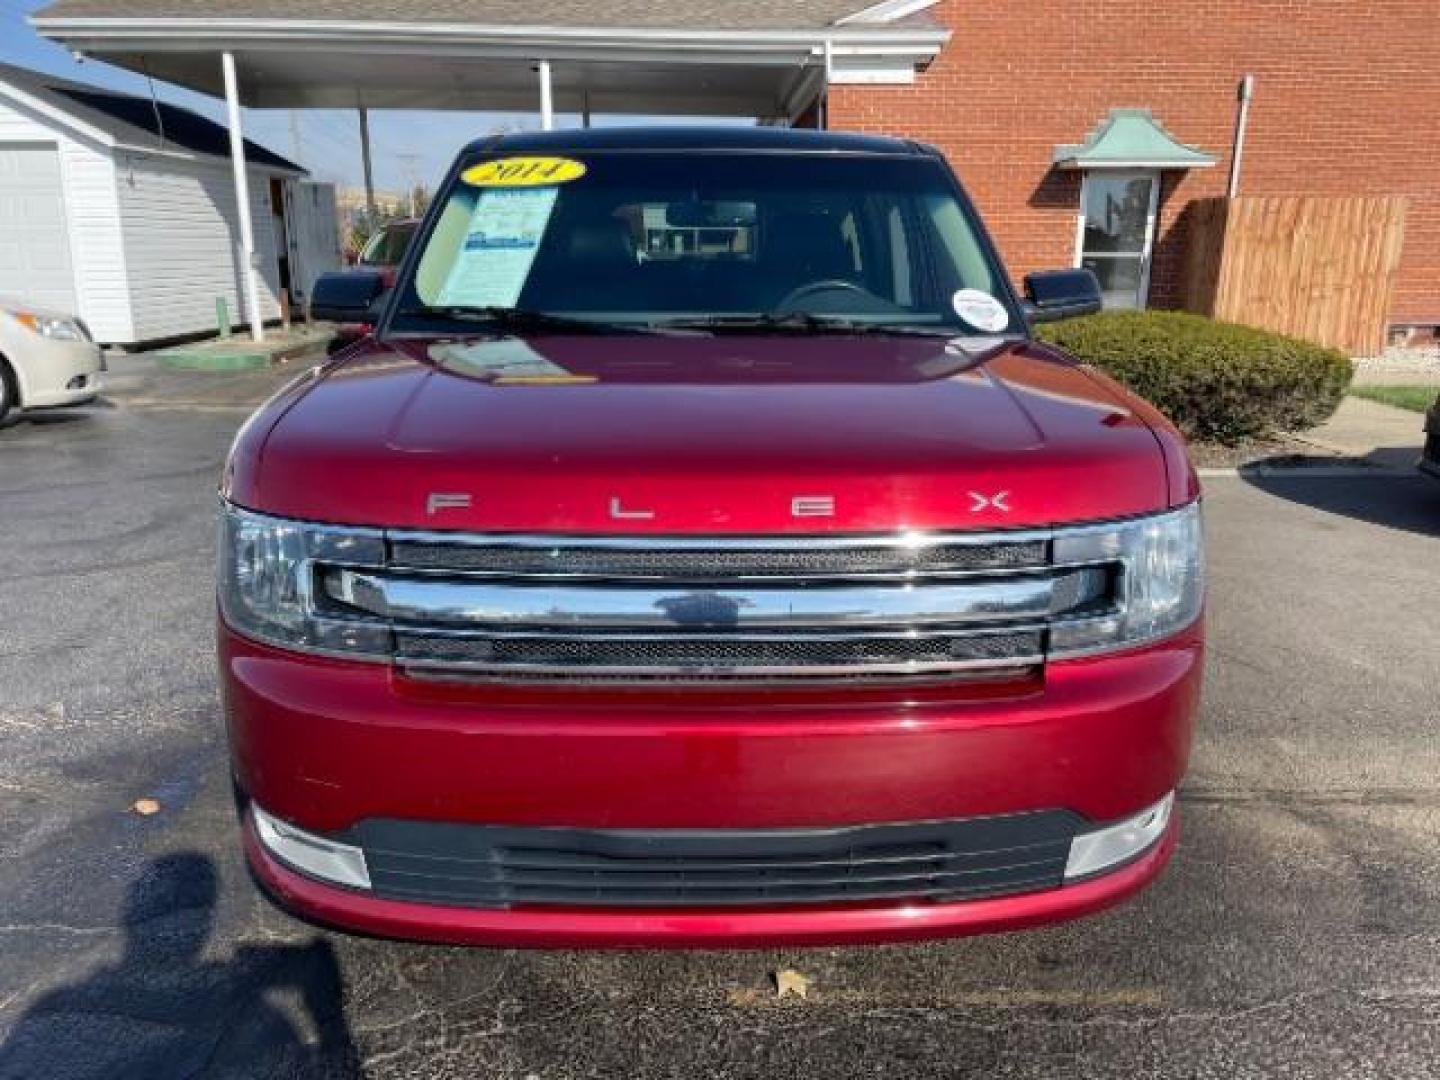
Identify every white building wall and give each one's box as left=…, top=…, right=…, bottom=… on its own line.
left=114, top=151, right=284, bottom=343
left=0, top=94, right=133, bottom=342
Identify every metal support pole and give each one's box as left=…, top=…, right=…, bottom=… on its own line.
left=821, top=39, right=833, bottom=130
left=358, top=105, right=376, bottom=220
left=221, top=51, right=264, bottom=343
left=288, top=109, right=302, bottom=167
left=582, top=91, right=591, bottom=129
left=538, top=60, right=553, bottom=131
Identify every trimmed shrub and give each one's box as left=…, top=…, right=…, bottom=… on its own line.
left=1035, top=309, right=1353, bottom=443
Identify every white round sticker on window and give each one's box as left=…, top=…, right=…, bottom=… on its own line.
left=952, top=289, right=1010, bottom=333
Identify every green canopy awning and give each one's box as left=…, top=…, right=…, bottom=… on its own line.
left=1053, top=108, right=1216, bottom=170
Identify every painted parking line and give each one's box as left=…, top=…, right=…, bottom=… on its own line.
left=727, top=986, right=1164, bottom=1008
left=113, top=399, right=259, bottom=413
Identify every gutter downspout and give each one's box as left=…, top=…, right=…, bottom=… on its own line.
left=1227, top=73, right=1254, bottom=198
left=221, top=51, right=264, bottom=343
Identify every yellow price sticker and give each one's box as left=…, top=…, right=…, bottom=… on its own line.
left=461, top=156, right=587, bottom=188
left=493, top=374, right=599, bottom=386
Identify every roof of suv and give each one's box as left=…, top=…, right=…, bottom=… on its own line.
left=465, top=126, right=930, bottom=157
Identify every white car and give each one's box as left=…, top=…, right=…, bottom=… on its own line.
left=0, top=299, right=104, bottom=423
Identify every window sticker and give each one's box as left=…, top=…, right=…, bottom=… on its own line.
left=436, top=186, right=560, bottom=308
left=951, top=288, right=1010, bottom=333
left=461, top=156, right=587, bottom=188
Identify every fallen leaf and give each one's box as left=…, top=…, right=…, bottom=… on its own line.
left=131, top=797, right=162, bottom=816
left=773, top=969, right=812, bottom=1000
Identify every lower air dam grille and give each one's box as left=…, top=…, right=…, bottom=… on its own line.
left=357, top=812, right=1081, bottom=909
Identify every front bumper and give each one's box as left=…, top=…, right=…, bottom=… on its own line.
left=243, top=806, right=1178, bottom=948
left=11, top=334, right=103, bottom=409
left=221, top=620, right=1201, bottom=946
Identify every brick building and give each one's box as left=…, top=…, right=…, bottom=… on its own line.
left=826, top=0, right=1439, bottom=332
left=29, top=0, right=1440, bottom=338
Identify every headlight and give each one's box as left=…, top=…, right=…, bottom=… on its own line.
left=218, top=501, right=390, bottom=657
left=11, top=310, right=88, bottom=341
left=1048, top=502, right=1204, bottom=657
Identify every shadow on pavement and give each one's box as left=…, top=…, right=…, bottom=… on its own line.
left=0, top=852, right=363, bottom=1080
left=1240, top=457, right=1440, bottom=537
left=11, top=409, right=98, bottom=427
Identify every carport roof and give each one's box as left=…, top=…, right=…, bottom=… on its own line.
left=29, top=0, right=948, bottom=116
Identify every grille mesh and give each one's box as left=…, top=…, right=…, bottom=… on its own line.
left=358, top=812, right=1079, bottom=909
left=389, top=538, right=1048, bottom=579
left=396, top=629, right=1043, bottom=674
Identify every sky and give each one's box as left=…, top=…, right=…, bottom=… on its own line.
left=0, top=0, right=742, bottom=192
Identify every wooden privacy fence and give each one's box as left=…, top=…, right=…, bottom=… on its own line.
left=1180, top=195, right=1408, bottom=356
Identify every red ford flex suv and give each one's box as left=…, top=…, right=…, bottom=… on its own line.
left=219, top=128, right=1203, bottom=948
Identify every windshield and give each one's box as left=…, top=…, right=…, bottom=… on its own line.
left=360, top=221, right=418, bottom=267
left=392, top=151, right=1019, bottom=336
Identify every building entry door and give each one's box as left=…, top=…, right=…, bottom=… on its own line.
left=1076, top=171, right=1159, bottom=308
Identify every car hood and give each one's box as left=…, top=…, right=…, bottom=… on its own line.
left=227, top=334, right=1175, bottom=533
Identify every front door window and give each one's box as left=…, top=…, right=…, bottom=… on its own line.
left=1076, top=171, right=1159, bottom=309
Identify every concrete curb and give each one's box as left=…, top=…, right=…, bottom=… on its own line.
left=1198, top=465, right=1418, bottom=479
left=153, top=329, right=332, bottom=372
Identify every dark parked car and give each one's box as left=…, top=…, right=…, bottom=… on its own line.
left=1422, top=390, right=1440, bottom=480
left=354, top=217, right=420, bottom=286
left=324, top=218, right=421, bottom=352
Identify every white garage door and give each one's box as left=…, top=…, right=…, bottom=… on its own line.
left=0, top=144, right=76, bottom=313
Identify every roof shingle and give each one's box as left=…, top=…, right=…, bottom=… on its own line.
left=0, top=61, right=303, bottom=172
left=30, top=0, right=928, bottom=30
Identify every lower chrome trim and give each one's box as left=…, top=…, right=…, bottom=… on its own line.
left=396, top=657, right=1045, bottom=681
left=391, top=626, right=1045, bottom=682
left=399, top=664, right=1039, bottom=688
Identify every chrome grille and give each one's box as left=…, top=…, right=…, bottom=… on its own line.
left=316, top=531, right=1121, bottom=684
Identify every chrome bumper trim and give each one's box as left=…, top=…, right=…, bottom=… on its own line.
left=326, top=567, right=1108, bottom=630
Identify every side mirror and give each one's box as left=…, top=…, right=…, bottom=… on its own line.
left=310, top=270, right=387, bottom=324
left=1022, top=268, right=1103, bottom=323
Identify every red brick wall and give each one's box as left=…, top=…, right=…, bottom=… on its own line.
left=829, top=0, right=1439, bottom=328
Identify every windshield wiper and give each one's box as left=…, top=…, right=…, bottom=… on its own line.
left=649, top=313, right=965, bottom=337
left=396, top=305, right=658, bottom=336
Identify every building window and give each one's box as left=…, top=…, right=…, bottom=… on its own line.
left=1074, top=170, right=1159, bottom=309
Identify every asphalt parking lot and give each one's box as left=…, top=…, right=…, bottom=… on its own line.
left=1, top=386, right=1438, bottom=1079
